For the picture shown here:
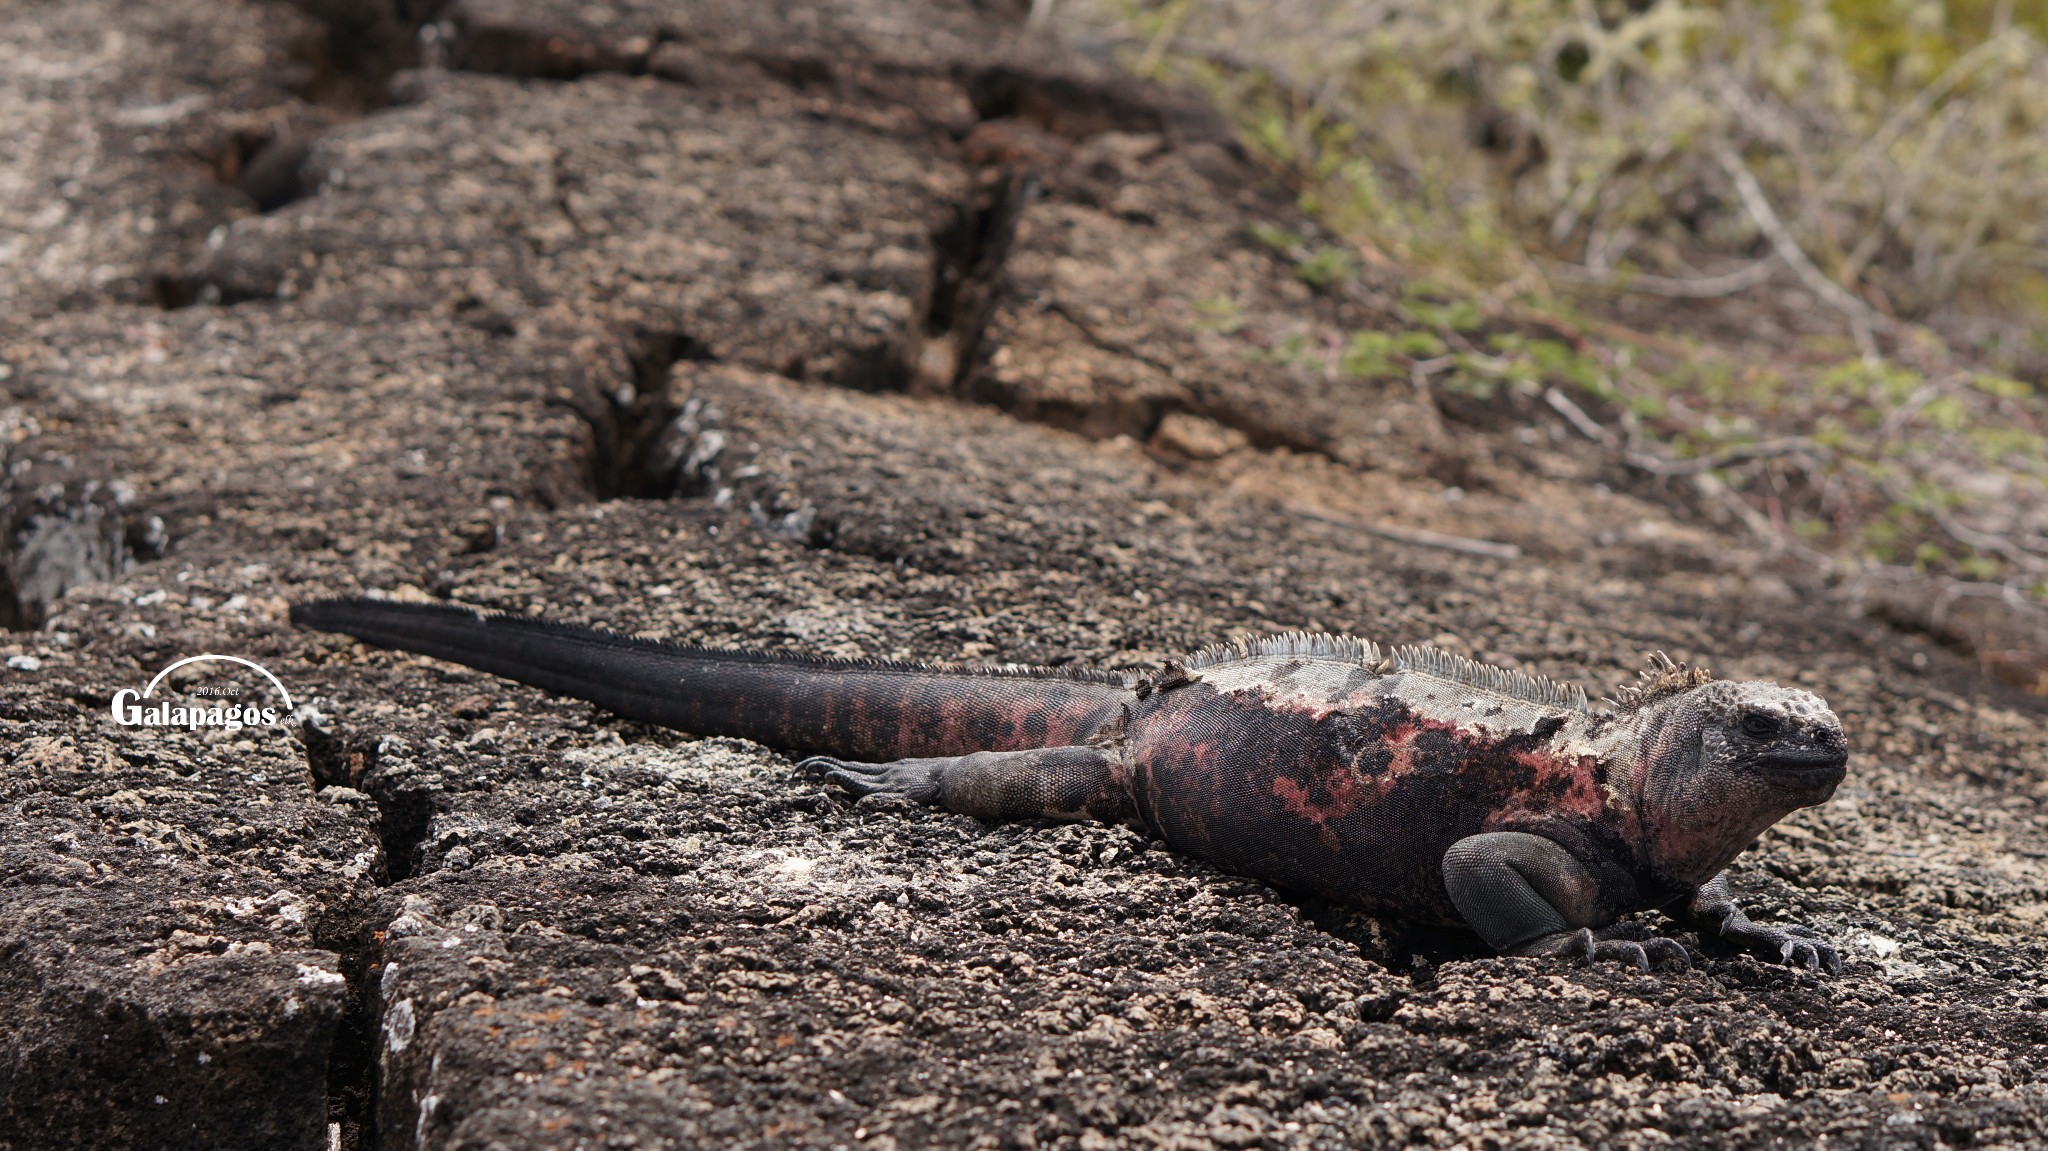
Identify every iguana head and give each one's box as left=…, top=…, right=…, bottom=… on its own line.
left=1614, top=662, right=1848, bottom=889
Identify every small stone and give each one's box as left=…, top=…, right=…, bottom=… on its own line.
left=1150, top=412, right=1249, bottom=460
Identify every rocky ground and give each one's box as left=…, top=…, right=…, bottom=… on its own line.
left=3, top=2, right=2046, bottom=1148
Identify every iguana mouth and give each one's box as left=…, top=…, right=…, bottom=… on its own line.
left=1756, top=746, right=1848, bottom=783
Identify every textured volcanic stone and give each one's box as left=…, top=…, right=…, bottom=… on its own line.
left=186, top=69, right=970, bottom=390
left=5, top=0, right=2048, bottom=1149
left=0, top=0, right=330, bottom=323
left=0, top=712, right=377, bottom=1149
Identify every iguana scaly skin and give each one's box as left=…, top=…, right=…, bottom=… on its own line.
left=292, top=598, right=1848, bottom=972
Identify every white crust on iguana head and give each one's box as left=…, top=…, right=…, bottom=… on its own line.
left=1604, top=651, right=1714, bottom=710
left=1630, top=678, right=1847, bottom=886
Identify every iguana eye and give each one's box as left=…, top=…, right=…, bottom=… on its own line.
left=1738, top=711, right=1782, bottom=740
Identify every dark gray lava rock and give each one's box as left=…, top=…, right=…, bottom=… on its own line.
left=3, top=1, right=2046, bottom=1149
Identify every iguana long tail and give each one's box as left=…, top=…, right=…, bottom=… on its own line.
left=290, top=598, right=1133, bottom=761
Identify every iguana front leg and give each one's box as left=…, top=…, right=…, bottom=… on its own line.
left=803, top=745, right=1133, bottom=824
left=1443, top=832, right=1690, bottom=971
left=1678, top=872, right=1841, bottom=974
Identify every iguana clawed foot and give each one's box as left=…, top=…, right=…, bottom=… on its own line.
left=1519, top=917, right=1838, bottom=975
left=1684, top=874, right=1842, bottom=975
left=1520, top=923, right=1692, bottom=972
left=1708, top=918, right=1841, bottom=975
left=801, top=755, right=942, bottom=803
left=805, top=746, right=1131, bottom=823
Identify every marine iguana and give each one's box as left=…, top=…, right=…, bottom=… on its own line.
left=291, top=597, right=1847, bottom=973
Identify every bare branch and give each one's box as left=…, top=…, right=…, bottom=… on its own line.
left=1624, top=437, right=1822, bottom=477
left=1550, top=257, right=1778, bottom=299
left=1713, top=144, right=1888, bottom=357
left=1134, top=0, right=1195, bottom=77
left=1543, top=387, right=1616, bottom=444
left=1827, top=31, right=2026, bottom=200
left=1877, top=376, right=1961, bottom=442
left=1691, top=471, right=1780, bottom=545
left=1876, top=478, right=2048, bottom=573
left=1284, top=503, right=1522, bottom=561
left=1839, top=102, right=1969, bottom=286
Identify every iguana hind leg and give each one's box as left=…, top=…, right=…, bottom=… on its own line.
left=1444, top=831, right=1691, bottom=971
left=804, top=745, right=1132, bottom=824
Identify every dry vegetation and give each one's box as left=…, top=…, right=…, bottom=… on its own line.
left=1050, top=0, right=2048, bottom=691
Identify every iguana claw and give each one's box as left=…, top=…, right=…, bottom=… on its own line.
left=1736, top=925, right=1841, bottom=975
left=1685, top=875, right=1843, bottom=975
left=1721, top=923, right=1837, bottom=974
left=800, top=755, right=942, bottom=803
left=1570, top=927, right=1692, bottom=972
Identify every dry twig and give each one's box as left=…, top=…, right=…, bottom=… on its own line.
left=1284, top=502, right=1522, bottom=560
left=1874, top=478, right=2048, bottom=574
left=1712, top=144, right=1888, bottom=359
left=1548, top=257, right=1778, bottom=299
left=1623, top=437, right=1822, bottom=477
left=1543, top=387, right=1616, bottom=444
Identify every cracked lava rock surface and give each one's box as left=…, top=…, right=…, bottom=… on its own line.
left=2, top=1, right=2046, bottom=1148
